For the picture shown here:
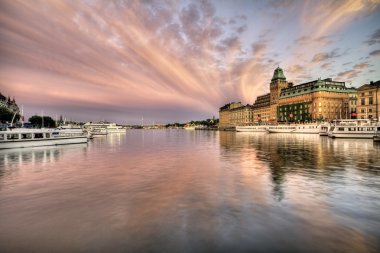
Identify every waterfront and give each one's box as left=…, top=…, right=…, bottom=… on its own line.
left=0, top=130, right=380, bottom=252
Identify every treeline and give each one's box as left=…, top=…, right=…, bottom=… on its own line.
left=165, top=118, right=219, bottom=128
left=28, top=115, right=57, bottom=128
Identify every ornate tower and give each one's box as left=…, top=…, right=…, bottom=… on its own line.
left=270, top=67, right=288, bottom=122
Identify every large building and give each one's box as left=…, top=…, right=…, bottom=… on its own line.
left=277, top=78, right=356, bottom=122
left=356, top=80, right=380, bottom=120
left=219, top=102, right=254, bottom=129
left=219, top=67, right=357, bottom=128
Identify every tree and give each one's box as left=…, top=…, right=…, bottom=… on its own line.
left=28, top=115, right=56, bottom=128
left=0, top=107, right=19, bottom=123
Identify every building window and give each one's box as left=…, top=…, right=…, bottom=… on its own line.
left=361, top=109, right=365, bottom=113
left=369, top=91, right=373, bottom=95
left=361, top=93, right=364, bottom=96
left=369, top=109, right=372, bottom=113
left=361, top=98, right=365, bottom=105
left=369, top=97, right=373, bottom=104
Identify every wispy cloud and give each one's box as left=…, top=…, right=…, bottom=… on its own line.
left=365, top=28, right=380, bottom=45
left=369, top=49, right=380, bottom=57
left=311, top=49, right=342, bottom=63
left=0, top=0, right=379, bottom=122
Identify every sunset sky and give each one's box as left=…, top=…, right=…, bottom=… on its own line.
left=1, top=0, right=379, bottom=124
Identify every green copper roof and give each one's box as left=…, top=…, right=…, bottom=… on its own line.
left=271, top=67, right=286, bottom=82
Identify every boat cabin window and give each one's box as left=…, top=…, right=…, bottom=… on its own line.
left=0, top=134, right=4, bottom=140
left=377, top=127, right=380, bottom=131
left=7, top=134, right=19, bottom=140
left=45, top=133, right=51, bottom=138
left=21, top=133, right=33, bottom=139
left=34, top=133, right=44, bottom=139
left=338, top=127, right=344, bottom=131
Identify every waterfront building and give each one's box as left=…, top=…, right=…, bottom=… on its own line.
left=218, top=67, right=357, bottom=128
left=251, top=94, right=270, bottom=123
left=270, top=67, right=289, bottom=122
left=356, top=80, right=380, bottom=120
left=277, top=78, right=356, bottom=122
left=219, top=102, right=254, bottom=129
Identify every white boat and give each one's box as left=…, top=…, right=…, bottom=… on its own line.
left=266, top=124, right=321, bottom=134
left=105, top=123, right=127, bottom=134
left=0, top=128, right=88, bottom=149
left=266, top=125, right=297, bottom=133
left=184, top=125, right=196, bottom=130
left=374, top=130, right=380, bottom=143
left=293, top=124, right=321, bottom=134
left=84, top=122, right=126, bottom=135
left=328, top=125, right=380, bottom=139
left=319, top=123, right=330, bottom=136
left=236, top=125, right=267, bottom=132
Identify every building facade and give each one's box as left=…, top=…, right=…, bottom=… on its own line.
left=252, top=94, right=270, bottom=123
left=277, top=78, right=356, bottom=122
left=219, top=67, right=357, bottom=128
left=356, top=81, right=380, bottom=120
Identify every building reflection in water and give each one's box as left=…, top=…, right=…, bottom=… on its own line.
left=219, top=131, right=380, bottom=201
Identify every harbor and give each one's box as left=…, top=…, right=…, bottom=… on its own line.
left=1, top=0, right=380, bottom=252
left=1, top=129, right=379, bottom=252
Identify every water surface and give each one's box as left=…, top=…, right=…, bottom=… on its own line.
left=0, top=130, right=379, bottom=252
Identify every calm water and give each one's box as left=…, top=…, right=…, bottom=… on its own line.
left=0, top=130, right=380, bottom=253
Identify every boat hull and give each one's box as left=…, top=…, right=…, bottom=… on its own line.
left=107, top=129, right=127, bottom=134
left=266, top=127, right=296, bottom=133
left=236, top=126, right=267, bottom=132
left=0, top=136, right=88, bottom=149
left=328, top=133, right=375, bottom=139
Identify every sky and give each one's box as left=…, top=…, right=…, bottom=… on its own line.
left=0, top=0, right=380, bottom=124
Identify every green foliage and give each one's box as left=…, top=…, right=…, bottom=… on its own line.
left=0, top=107, right=19, bottom=123
left=189, top=118, right=219, bottom=126
left=28, top=115, right=56, bottom=128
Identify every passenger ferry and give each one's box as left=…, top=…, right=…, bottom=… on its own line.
left=266, top=125, right=297, bottom=133
left=266, top=124, right=321, bottom=134
left=0, top=128, right=88, bottom=149
left=374, top=129, right=380, bottom=143
left=328, top=119, right=380, bottom=139
left=293, top=124, right=320, bottom=134
left=84, top=122, right=126, bottom=135
left=105, top=123, right=127, bottom=134
left=319, top=123, right=330, bottom=136
left=235, top=125, right=267, bottom=132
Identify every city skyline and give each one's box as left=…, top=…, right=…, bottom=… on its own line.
left=0, top=0, right=379, bottom=124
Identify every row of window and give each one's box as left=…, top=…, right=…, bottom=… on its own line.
left=360, top=91, right=373, bottom=96
left=282, top=86, right=346, bottom=96
left=360, top=97, right=374, bottom=105
left=0, top=133, right=51, bottom=140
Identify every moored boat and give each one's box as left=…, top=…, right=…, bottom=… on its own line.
left=328, top=125, right=379, bottom=139
left=236, top=125, right=267, bottom=132
left=293, top=124, right=320, bottom=134
left=327, top=119, right=380, bottom=139
left=266, top=125, right=296, bottom=133
left=319, top=123, right=330, bottom=136
left=105, top=123, right=127, bottom=134
left=0, top=128, right=88, bottom=149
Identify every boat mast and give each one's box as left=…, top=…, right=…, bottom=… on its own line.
left=21, top=105, right=24, bottom=127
